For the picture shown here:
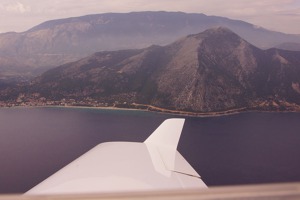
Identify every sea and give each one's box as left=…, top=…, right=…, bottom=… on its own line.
left=0, top=107, right=300, bottom=194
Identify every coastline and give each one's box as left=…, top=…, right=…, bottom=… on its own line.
left=1, top=103, right=300, bottom=118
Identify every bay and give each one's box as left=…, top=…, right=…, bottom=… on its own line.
left=0, top=107, right=300, bottom=193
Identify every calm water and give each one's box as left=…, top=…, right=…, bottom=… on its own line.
left=0, top=107, right=300, bottom=193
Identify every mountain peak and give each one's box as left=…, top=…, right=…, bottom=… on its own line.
left=194, top=26, right=243, bottom=41
left=203, top=26, right=236, bottom=34
left=178, top=27, right=253, bottom=56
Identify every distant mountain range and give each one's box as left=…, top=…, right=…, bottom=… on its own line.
left=275, top=42, right=300, bottom=51
left=1, top=11, right=300, bottom=82
left=3, top=27, right=300, bottom=114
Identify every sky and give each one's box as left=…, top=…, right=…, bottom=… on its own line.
left=0, top=0, right=300, bottom=34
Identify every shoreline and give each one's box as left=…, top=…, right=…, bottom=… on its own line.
left=2, top=104, right=300, bottom=118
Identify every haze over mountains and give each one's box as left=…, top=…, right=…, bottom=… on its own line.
left=1, top=11, right=300, bottom=82
left=3, top=27, right=300, bottom=113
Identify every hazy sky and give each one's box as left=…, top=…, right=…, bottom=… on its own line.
left=0, top=0, right=299, bottom=34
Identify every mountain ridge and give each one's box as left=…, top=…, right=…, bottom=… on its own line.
left=1, top=11, right=300, bottom=83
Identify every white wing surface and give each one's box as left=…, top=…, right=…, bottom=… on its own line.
left=26, top=118, right=207, bottom=195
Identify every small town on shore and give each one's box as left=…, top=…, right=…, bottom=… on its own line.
left=0, top=94, right=128, bottom=109
left=1, top=92, right=300, bottom=117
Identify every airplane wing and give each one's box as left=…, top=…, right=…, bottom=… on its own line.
left=26, top=118, right=207, bottom=195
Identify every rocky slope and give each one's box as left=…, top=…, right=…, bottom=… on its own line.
left=1, top=11, right=300, bottom=82
left=5, top=27, right=300, bottom=113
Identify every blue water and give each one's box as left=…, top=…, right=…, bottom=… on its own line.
left=0, top=107, right=300, bottom=193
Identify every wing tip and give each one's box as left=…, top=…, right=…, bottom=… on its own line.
left=144, top=118, right=185, bottom=149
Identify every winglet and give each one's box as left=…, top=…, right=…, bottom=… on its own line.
left=144, top=118, right=185, bottom=150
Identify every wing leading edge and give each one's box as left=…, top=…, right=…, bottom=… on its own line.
left=26, top=118, right=207, bottom=195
